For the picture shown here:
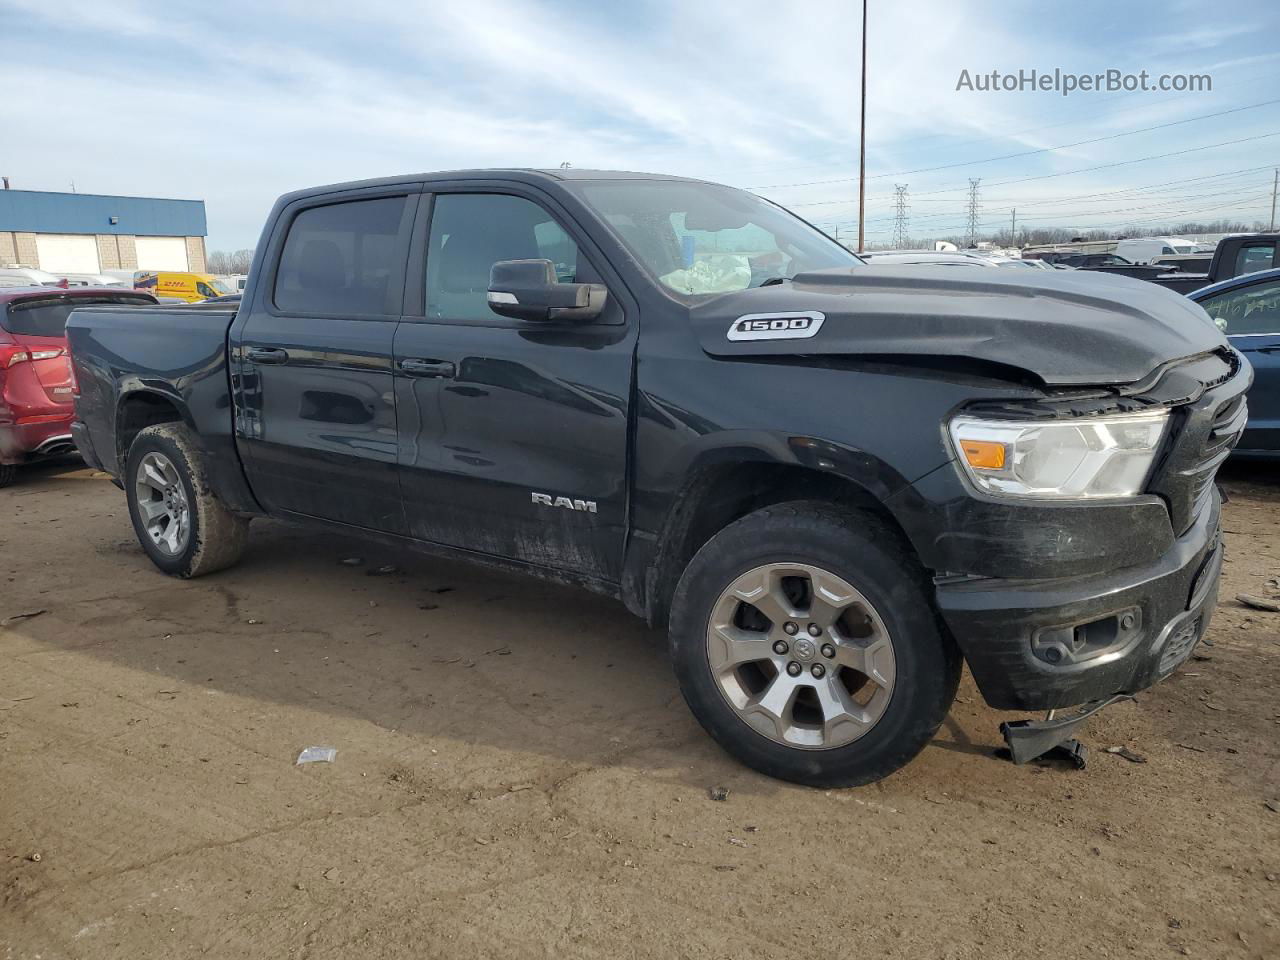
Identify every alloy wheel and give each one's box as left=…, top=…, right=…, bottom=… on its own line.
left=706, top=562, right=897, bottom=749
left=134, top=452, right=190, bottom=557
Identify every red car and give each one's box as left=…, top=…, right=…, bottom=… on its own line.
left=1, top=287, right=157, bottom=486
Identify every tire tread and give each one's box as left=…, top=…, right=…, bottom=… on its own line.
left=128, top=424, right=248, bottom=578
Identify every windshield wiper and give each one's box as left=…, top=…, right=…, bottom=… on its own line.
left=758, top=276, right=793, bottom=287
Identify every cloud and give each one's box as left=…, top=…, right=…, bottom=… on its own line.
left=0, top=0, right=1275, bottom=247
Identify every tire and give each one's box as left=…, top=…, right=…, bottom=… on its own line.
left=125, top=423, right=248, bottom=578
left=0, top=463, right=15, bottom=488
left=669, top=501, right=961, bottom=788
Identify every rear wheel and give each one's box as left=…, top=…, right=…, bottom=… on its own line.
left=0, top=463, right=15, bottom=488
left=125, top=424, right=248, bottom=577
left=669, top=501, right=960, bottom=787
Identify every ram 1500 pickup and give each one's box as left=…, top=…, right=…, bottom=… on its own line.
left=1151, top=233, right=1280, bottom=294
left=66, top=169, right=1250, bottom=786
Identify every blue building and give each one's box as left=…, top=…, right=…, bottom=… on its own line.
left=0, top=187, right=208, bottom=275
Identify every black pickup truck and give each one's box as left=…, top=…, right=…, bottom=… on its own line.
left=67, top=169, right=1249, bottom=786
left=1151, top=233, right=1280, bottom=294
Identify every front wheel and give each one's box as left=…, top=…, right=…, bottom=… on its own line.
left=669, top=501, right=960, bottom=788
left=0, top=463, right=15, bottom=488
left=125, top=423, right=248, bottom=578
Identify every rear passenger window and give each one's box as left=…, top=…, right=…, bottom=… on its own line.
left=426, top=194, right=579, bottom=323
left=275, top=197, right=409, bottom=315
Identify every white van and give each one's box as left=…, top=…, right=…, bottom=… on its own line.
left=0, top=266, right=61, bottom=287
left=1114, top=237, right=1199, bottom=264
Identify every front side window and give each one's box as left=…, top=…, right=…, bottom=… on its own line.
left=571, top=180, right=859, bottom=296
left=426, top=194, right=579, bottom=323
left=275, top=196, right=408, bottom=315
left=1199, top=280, right=1280, bottom=335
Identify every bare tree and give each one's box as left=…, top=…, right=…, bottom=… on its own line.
left=205, top=249, right=255, bottom=274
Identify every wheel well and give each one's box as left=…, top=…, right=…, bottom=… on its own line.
left=647, top=463, right=914, bottom=626
left=116, top=393, right=183, bottom=466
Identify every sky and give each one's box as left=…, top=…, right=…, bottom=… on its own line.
left=1, top=0, right=1278, bottom=251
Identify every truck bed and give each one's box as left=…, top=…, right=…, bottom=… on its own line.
left=65, top=304, right=250, bottom=504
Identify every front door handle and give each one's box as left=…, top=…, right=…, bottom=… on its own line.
left=400, top=358, right=456, bottom=378
left=245, top=346, right=289, bottom=365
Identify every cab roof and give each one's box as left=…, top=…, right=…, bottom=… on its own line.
left=276, top=168, right=711, bottom=205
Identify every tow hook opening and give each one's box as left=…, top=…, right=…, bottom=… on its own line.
left=1031, top=608, right=1143, bottom=666
left=999, top=694, right=1135, bottom=766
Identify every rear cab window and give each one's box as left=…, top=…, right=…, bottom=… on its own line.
left=2, top=295, right=157, bottom=338
left=274, top=196, right=412, bottom=316
left=1234, top=242, right=1278, bottom=277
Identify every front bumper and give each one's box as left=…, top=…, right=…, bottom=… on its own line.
left=936, top=489, right=1222, bottom=711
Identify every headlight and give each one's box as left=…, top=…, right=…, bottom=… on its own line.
left=949, top=409, right=1170, bottom=499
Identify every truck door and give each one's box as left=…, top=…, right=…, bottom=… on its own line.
left=1198, top=274, right=1280, bottom=452
left=393, top=189, right=635, bottom=584
left=232, top=190, right=416, bottom=532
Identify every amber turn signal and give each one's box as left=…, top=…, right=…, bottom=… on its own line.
left=960, top=440, right=1006, bottom=470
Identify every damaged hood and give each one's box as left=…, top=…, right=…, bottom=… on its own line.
left=690, top=265, right=1227, bottom=386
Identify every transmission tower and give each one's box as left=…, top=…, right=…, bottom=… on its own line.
left=964, top=178, right=981, bottom=248
left=891, top=184, right=910, bottom=249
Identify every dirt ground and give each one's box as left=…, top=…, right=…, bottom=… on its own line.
left=1, top=460, right=1277, bottom=959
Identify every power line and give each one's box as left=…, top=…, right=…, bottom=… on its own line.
left=853, top=194, right=1275, bottom=239
left=749, top=99, right=1280, bottom=189
left=789, top=164, right=1278, bottom=211
left=725, top=71, right=1280, bottom=181
left=926, top=132, right=1280, bottom=193
left=781, top=137, right=1280, bottom=212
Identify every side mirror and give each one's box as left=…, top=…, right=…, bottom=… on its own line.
left=487, top=259, right=607, bottom=323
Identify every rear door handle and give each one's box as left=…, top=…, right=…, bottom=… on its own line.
left=400, top=358, right=456, bottom=378
left=245, top=346, right=289, bottom=364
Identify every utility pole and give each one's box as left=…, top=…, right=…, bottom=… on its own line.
left=892, top=184, right=910, bottom=249
left=857, top=0, right=867, bottom=253
left=1270, top=168, right=1277, bottom=232
left=965, top=178, right=981, bottom=248
left=1010, top=208, right=1016, bottom=245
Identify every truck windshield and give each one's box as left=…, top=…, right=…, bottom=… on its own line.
left=572, top=180, right=860, bottom=296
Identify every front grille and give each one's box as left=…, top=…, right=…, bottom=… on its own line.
left=1146, top=353, right=1249, bottom=535
left=1158, top=616, right=1202, bottom=675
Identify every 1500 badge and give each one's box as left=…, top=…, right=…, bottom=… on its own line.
left=531, top=492, right=598, bottom=513
left=727, top=311, right=825, bottom=341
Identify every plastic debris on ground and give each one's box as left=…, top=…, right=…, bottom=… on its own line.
left=296, top=746, right=337, bottom=765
